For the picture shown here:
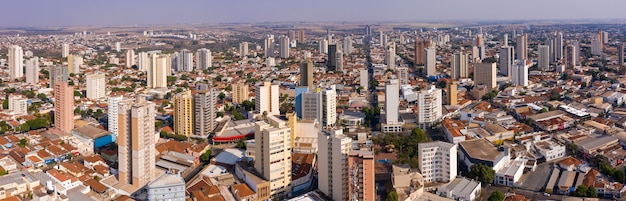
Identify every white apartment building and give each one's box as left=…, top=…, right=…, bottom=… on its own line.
left=383, top=80, right=402, bottom=132
left=255, top=82, right=280, bottom=116
left=8, top=45, right=23, bottom=78
left=86, top=73, right=106, bottom=100
left=318, top=129, right=352, bottom=201
left=254, top=116, right=292, bottom=197
left=196, top=48, right=212, bottom=70
left=8, top=95, right=27, bottom=116
left=418, top=141, right=457, bottom=183
left=417, top=86, right=443, bottom=128
left=25, top=57, right=39, bottom=84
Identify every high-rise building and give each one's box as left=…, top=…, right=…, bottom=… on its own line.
left=138, top=52, right=150, bottom=71
left=67, top=54, right=83, bottom=74
left=417, top=141, right=457, bottom=183
left=8, top=95, right=27, bottom=116
left=327, top=44, right=338, bottom=71
left=264, top=35, right=275, bottom=57
left=447, top=82, right=458, bottom=106
left=62, top=43, right=69, bottom=58
left=194, top=87, right=217, bottom=136
left=499, top=46, right=514, bottom=76
left=279, top=36, right=290, bottom=59
left=173, top=91, right=194, bottom=137
left=147, top=54, right=168, bottom=88
left=53, top=82, right=74, bottom=133
left=319, top=39, right=329, bottom=54
left=555, top=32, right=564, bottom=61
left=297, top=30, right=305, bottom=42
left=117, top=97, right=156, bottom=189
left=300, top=86, right=337, bottom=127
left=115, top=42, right=121, bottom=52
left=50, top=66, right=68, bottom=89
left=343, top=37, right=352, bottom=54
left=175, top=49, right=193, bottom=72
left=385, top=45, right=396, bottom=70
left=348, top=150, right=375, bottom=201
left=619, top=43, right=625, bottom=67
left=25, top=57, right=39, bottom=84
left=8, top=45, right=24, bottom=78
left=232, top=84, right=249, bottom=105
left=365, top=25, right=372, bottom=36
left=318, top=129, right=353, bottom=201
left=571, top=40, right=581, bottom=66
left=425, top=48, right=436, bottom=76
left=125, top=49, right=135, bottom=68
left=336, top=51, right=344, bottom=72
left=512, top=62, right=529, bottom=87
left=546, top=38, right=556, bottom=62
left=565, top=45, right=576, bottom=68
left=360, top=69, right=368, bottom=91
left=538, top=45, right=550, bottom=70
left=591, top=39, right=602, bottom=56
left=516, top=34, right=527, bottom=61
left=397, top=67, right=409, bottom=85
left=450, top=53, right=468, bottom=79
left=417, top=86, right=442, bottom=128
left=599, top=31, right=608, bottom=45
left=107, top=96, right=127, bottom=136
left=503, top=34, right=508, bottom=46
left=239, top=42, right=249, bottom=58
left=385, top=80, right=399, bottom=125
left=474, top=63, right=497, bottom=89
left=254, top=116, right=292, bottom=197
left=288, top=30, right=296, bottom=41
left=379, top=31, right=386, bottom=46
left=255, top=82, right=280, bottom=116
left=300, top=58, right=314, bottom=89
left=86, top=73, right=106, bottom=100
left=414, top=39, right=431, bottom=65
left=196, top=48, right=212, bottom=70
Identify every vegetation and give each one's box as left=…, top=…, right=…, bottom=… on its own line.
left=574, top=185, right=598, bottom=198
left=200, top=149, right=213, bottom=162
left=468, top=163, right=495, bottom=184
left=159, top=131, right=188, bottom=141
left=385, top=191, right=398, bottom=201
left=362, top=106, right=381, bottom=126
left=377, top=128, right=430, bottom=168
left=487, top=190, right=504, bottom=201
left=236, top=139, right=247, bottom=149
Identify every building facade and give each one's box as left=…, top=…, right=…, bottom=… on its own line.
left=117, top=97, right=156, bottom=188
left=254, top=116, right=292, bottom=197
left=54, top=82, right=74, bottom=133
left=194, top=88, right=217, bottom=136
left=255, top=82, right=280, bottom=116
left=173, top=91, right=194, bottom=137
left=86, top=73, right=106, bottom=100
left=417, top=141, right=457, bottom=183
left=318, top=129, right=352, bottom=201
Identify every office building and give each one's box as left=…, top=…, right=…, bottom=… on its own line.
left=54, top=82, right=74, bottom=133
left=475, top=63, right=497, bottom=89
left=255, top=82, right=279, bottom=116
left=8, top=95, right=27, bottom=116
left=25, top=57, right=39, bottom=84
left=499, top=46, right=514, bottom=76
left=50, top=66, right=68, bottom=88
left=360, top=69, right=368, bottom=91
left=447, top=82, right=458, bottom=106
left=397, top=67, right=409, bottom=85
left=318, top=129, right=353, bottom=201
left=86, top=73, right=106, bottom=100
left=414, top=40, right=431, bottom=65
left=385, top=45, right=396, bottom=70
left=138, top=52, right=150, bottom=71
left=117, top=97, right=157, bottom=189
left=425, top=48, right=436, bottom=76
left=264, top=35, right=275, bottom=57
left=239, top=42, right=249, bottom=57
left=319, top=39, right=328, bottom=54
left=8, top=45, right=23, bottom=78
left=62, top=43, right=69, bottom=58
left=194, top=88, right=217, bottom=136
left=125, top=49, right=135, bottom=68
left=175, top=49, right=193, bottom=72
left=516, top=34, right=527, bottom=61
left=196, top=48, right=212, bottom=70
left=300, top=86, right=337, bottom=127
left=232, top=83, right=249, bottom=105
left=343, top=37, right=352, bottom=54
left=279, top=36, right=290, bottom=59
left=450, top=53, right=468, bottom=79
left=512, top=62, right=528, bottom=87
left=327, top=44, right=338, bottom=71
left=300, top=58, right=314, bottom=89
left=173, top=91, right=194, bottom=137
left=348, top=150, right=375, bottom=201
left=417, top=86, right=443, bottom=128
left=254, top=116, right=292, bottom=197
left=418, top=141, right=457, bottom=183
left=538, top=45, right=550, bottom=70
left=147, top=54, right=168, bottom=88
left=67, top=54, right=83, bottom=74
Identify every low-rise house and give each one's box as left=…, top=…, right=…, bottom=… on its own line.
left=437, top=177, right=481, bottom=201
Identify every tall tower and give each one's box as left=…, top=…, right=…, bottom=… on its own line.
left=499, top=46, right=514, bottom=76
left=173, top=91, right=194, bottom=137
left=67, top=54, right=83, bottom=74
left=117, top=97, right=156, bottom=188
left=565, top=45, right=576, bottom=68
left=360, top=69, right=368, bottom=91
left=254, top=116, right=292, bottom=197
left=318, top=129, right=353, bottom=201
left=300, top=86, right=337, bottom=127
left=417, top=141, right=457, bottom=183
left=8, top=45, right=24, bottom=79
left=297, top=30, right=305, bottom=42
left=512, top=62, right=529, bottom=87
left=319, top=39, right=329, bottom=54
left=327, top=44, right=338, bottom=71
left=343, top=37, right=352, bottom=54
left=232, top=84, right=249, bottom=105
left=50, top=66, right=68, bottom=88
left=474, top=63, right=497, bottom=89
left=239, top=42, right=249, bottom=58
left=450, top=53, right=468, bottom=79
left=107, top=96, right=126, bottom=136
left=516, top=34, right=527, bottom=61
left=538, top=45, right=550, bottom=70
left=194, top=87, right=217, bottom=136
left=425, top=48, right=436, bottom=76
left=619, top=43, right=625, bottom=67
left=176, top=49, right=193, bottom=72
left=25, top=57, right=39, bottom=84
left=53, top=82, right=74, bottom=133
left=138, top=52, right=150, bottom=71
left=555, top=32, right=564, bottom=61
left=147, top=54, right=168, bottom=88
left=348, top=151, right=375, bottom=201
left=125, top=49, right=135, bottom=68
left=397, top=67, right=409, bottom=85
left=417, top=86, right=443, bottom=128
left=279, top=36, right=290, bottom=59
left=264, top=35, right=275, bottom=57
left=62, top=43, right=69, bottom=58
left=300, top=58, right=314, bottom=89
left=254, top=82, right=279, bottom=116
left=414, top=39, right=431, bottom=65
left=385, top=45, right=396, bottom=70
left=86, top=73, right=106, bottom=100
left=385, top=80, right=400, bottom=125
left=195, top=48, right=212, bottom=70
left=447, top=81, right=458, bottom=106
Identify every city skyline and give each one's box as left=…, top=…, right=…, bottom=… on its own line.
left=3, top=0, right=626, bottom=27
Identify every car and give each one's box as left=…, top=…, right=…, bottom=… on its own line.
left=543, top=193, right=550, bottom=197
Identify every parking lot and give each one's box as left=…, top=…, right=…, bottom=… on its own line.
left=518, top=162, right=554, bottom=191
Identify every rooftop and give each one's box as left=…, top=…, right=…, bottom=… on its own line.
left=73, top=124, right=111, bottom=139
left=458, top=138, right=501, bottom=162
left=147, top=172, right=185, bottom=189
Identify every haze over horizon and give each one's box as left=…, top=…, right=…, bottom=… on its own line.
left=3, top=0, right=626, bottom=27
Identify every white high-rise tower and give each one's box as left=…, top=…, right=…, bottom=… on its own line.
left=8, top=45, right=24, bottom=78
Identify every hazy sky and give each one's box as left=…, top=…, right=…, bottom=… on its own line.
left=3, top=0, right=626, bottom=27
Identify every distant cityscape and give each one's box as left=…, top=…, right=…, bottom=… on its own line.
left=1, top=21, right=626, bottom=201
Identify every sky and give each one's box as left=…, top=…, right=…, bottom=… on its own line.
left=2, top=0, right=626, bottom=27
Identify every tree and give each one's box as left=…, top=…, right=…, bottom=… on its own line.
left=468, top=163, right=495, bottom=184
left=37, top=93, right=47, bottom=100
left=386, top=191, right=398, bottom=201
left=236, top=140, right=247, bottom=149
left=218, top=92, right=226, bottom=100
left=615, top=170, right=625, bottom=183
left=488, top=190, right=504, bottom=201
left=200, top=149, right=213, bottom=162
left=587, top=186, right=598, bottom=198
left=574, top=185, right=588, bottom=197
left=2, top=98, right=7, bottom=110
left=19, top=139, right=27, bottom=147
